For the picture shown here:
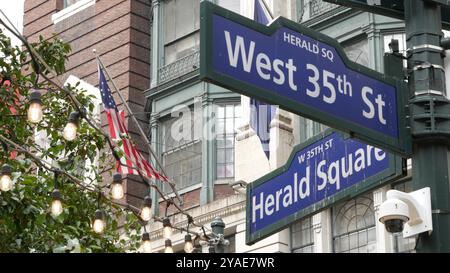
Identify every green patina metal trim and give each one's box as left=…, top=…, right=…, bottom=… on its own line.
left=324, top=0, right=450, bottom=30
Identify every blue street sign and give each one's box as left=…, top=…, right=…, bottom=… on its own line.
left=245, top=130, right=405, bottom=245
left=200, top=2, right=411, bottom=156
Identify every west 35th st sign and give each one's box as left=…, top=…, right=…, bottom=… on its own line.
left=200, top=1, right=411, bottom=156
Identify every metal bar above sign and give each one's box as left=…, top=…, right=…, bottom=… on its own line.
left=324, top=0, right=450, bottom=30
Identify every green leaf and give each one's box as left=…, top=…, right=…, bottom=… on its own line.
left=0, top=30, right=141, bottom=253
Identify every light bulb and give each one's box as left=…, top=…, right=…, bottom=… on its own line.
left=93, top=219, right=105, bottom=234
left=50, top=189, right=63, bottom=217
left=184, top=234, right=194, bottom=253
left=163, top=217, right=172, bottom=240
left=163, top=226, right=172, bottom=240
left=165, top=246, right=174, bottom=253
left=93, top=210, right=105, bottom=234
left=184, top=241, right=194, bottom=253
left=27, top=102, right=43, bottom=123
left=142, top=240, right=152, bottom=253
left=51, top=199, right=63, bottom=217
left=0, top=164, right=13, bottom=192
left=111, top=182, right=124, bottom=200
left=140, top=207, right=152, bottom=222
left=0, top=174, right=13, bottom=192
left=63, top=112, right=80, bottom=141
left=63, top=122, right=77, bottom=141
left=140, top=195, right=153, bottom=221
left=27, top=91, right=43, bottom=123
left=142, top=233, right=152, bottom=253
left=164, top=239, right=173, bottom=253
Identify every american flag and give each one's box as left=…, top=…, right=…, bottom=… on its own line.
left=98, top=65, right=168, bottom=182
left=2, top=77, right=19, bottom=160
left=250, top=0, right=275, bottom=160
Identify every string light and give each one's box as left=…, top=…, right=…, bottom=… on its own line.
left=141, top=232, right=152, bottom=253
left=50, top=189, right=63, bottom=217
left=110, top=173, right=124, bottom=200
left=27, top=91, right=43, bottom=123
left=93, top=209, right=105, bottom=234
left=184, top=234, right=194, bottom=253
left=164, top=239, right=173, bottom=253
left=63, top=112, right=79, bottom=141
left=0, top=164, right=13, bottom=192
left=50, top=172, right=63, bottom=217
left=140, top=195, right=153, bottom=221
left=162, top=217, right=172, bottom=240
left=0, top=12, right=226, bottom=253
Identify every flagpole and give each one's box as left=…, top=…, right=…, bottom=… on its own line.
left=93, top=50, right=183, bottom=206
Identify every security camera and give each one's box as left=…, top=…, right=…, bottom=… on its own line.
left=378, top=187, right=432, bottom=238
left=229, top=180, right=247, bottom=194
left=379, top=198, right=409, bottom=233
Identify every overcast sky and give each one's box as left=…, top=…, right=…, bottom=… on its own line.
left=0, top=0, right=24, bottom=47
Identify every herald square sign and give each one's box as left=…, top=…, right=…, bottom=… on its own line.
left=200, top=1, right=411, bottom=156
left=245, top=130, right=405, bottom=245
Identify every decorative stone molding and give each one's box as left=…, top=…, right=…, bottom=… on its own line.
left=312, top=213, right=322, bottom=233
left=149, top=112, right=160, bottom=127
left=373, top=188, right=386, bottom=213
left=236, top=123, right=256, bottom=141
left=201, top=92, right=213, bottom=107
left=270, top=116, right=293, bottom=133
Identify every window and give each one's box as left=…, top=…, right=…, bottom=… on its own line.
left=291, top=217, right=314, bottom=253
left=163, top=0, right=200, bottom=64
left=216, top=103, right=241, bottom=180
left=53, top=0, right=95, bottom=24
left=343, top=38, right=370, bottom=67
left=298, top=0, right=338, bottom=22
left=161, top=109, right=202, bottom=193
left=332, top=194, right=377, bottom=253
left=216, top=0, right=240, bottom=13
left=299, top=117, right=327, bottom=143
left=64, top=0, right=83, bottom=8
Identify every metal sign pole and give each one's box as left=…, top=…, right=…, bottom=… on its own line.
left=405, top=0, right=450, bottom=252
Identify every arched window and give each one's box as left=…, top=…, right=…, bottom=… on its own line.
left=332, top=194, right=376, bottom=253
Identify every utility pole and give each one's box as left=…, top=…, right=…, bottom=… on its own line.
left=405, top=0, right=450, bottom=252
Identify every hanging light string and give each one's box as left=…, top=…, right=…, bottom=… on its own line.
left=1, top=133, right=215, bottom=250
left=0, top=13, right=220, bottom=247
left=0, top=14, right=183, bottom=206
left=1, top=14, right=184, bottom=207
left=0, top=92, right=215, bottom=243
left=0, top=133, right=205, bottom=234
